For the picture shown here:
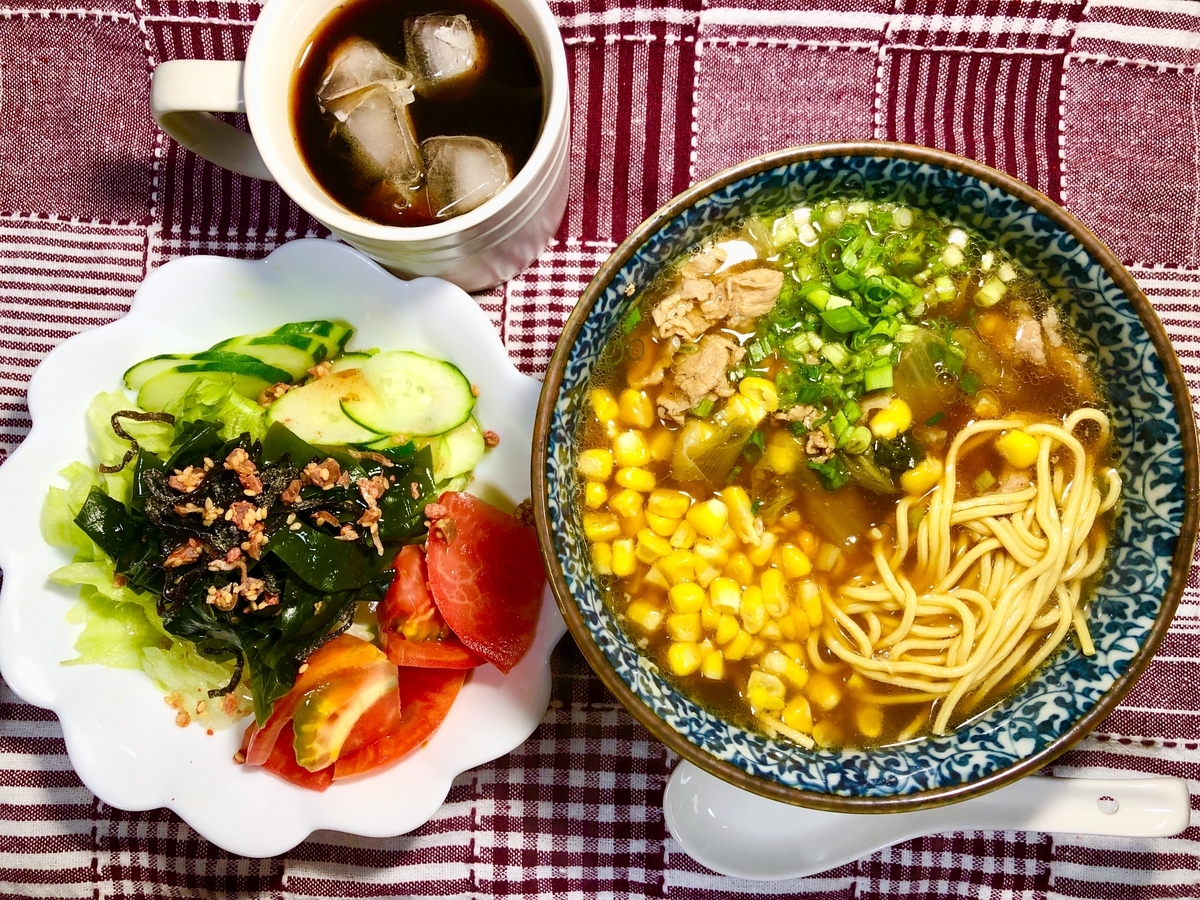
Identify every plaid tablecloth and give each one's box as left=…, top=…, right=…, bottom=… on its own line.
left=3, top=0, right=1200, bottom=897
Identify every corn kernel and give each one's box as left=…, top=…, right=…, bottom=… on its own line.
left=693, top=539, right=728, bottom=566
left=778, top=510, right=802, bottom=531
left=644, top=564, right=669, bottom=588
left=747, top=530, right=778, bottom=567
left=613, top=430, right=651, bottom=467
left=761, top=568, right=790, bottom=617
left=709, top=577, right=741, bottom=613
left=806, top=672, right=843, bottom=711
left=716, top=526, right=740, bottom=550
left=857, top=705, right=884, bottom=740
left=583, top=512, right=621, bottom=541
left=590, top=388, right=619, bottom=423
left=781, top=642, right=806, bottom=663
left=974, top=390, right=1002, bottom=420
left=721, top=486, right=759, bottom=544
left=715, top=614, right=740, bottom=645
left=784, top=659, right=809, bottom=690
left=635, top=528, right=672, bottom=563
left=797, top=529, right=819, bottom=558
left=615, top=466, right=657, bottom=492
left=618, top=388, right=655, bottom=428
left=669, top=520, right=698, bottom=550
left=725, top=630, right=753, bottom=661
left=760, top=621, right=782, bottom=640
left=764, top=432, right=801, bottom=474
left=667, top=642, right=703, bottom=676
left=869, top=398, right=913, bottom=439
left=669, top=581, right=706, bottom=613
left=701, top=649, right=725, bottom=680
left=648, top=489, right=691, bottom=518
left=590, top=541, right=612, bottom=574
left=621, top=512, right=647, bottom=538
left=577, top=449, right=614, bottom=481
left=659, top=549, right=696, bottom=585
left=584, top=482, right=608, bottom=509
left=777, top=614, right=796, bottom=640
left=666, top=612, right=703, bottom=643
left=762, top=651, right=791, bottom=678
left=725, top=394, right=767, bottom=426
left=812, top=721, right=843, bottom=749
left=747, top=637, right=766, bottom=658
left=695, top=561, right=720, bottom=589
left=995, top=429, right=1040, bottom=469
left=686, top=498, right=729, bottom=539
left=790, top=609, right=811, bottom=640
left=611, top=538, right=636, bottom=577
left=626, top=599, right=663, bottom=632
left=738, top=377, right=780, bottom=412
left=782, top=696, right=813, bottom=733
left=780, top=543, right=812, bottom=578
left=847, top=673, right=867, bottom=691
left=646, top=512, right=681, bottom=537
left=700, top=602, right=721, bottom=632
left=799, top=580, right=823, bottom=628
left=900, top=455, right=944, bottom=495
left=740, top=586, right=766, bottom=634
left=648, top=428, right=676, bottom=462
left=747, top=671, right=786, bottom=711
left=725, top=552, right=754, bottom=586
left=608, top=488, right=644, bottom=518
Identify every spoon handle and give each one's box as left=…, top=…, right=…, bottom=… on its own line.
left=949, top=775, right=1192, bottom=836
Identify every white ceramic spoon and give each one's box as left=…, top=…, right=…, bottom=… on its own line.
left=664, top=760, right=1191, bottom=881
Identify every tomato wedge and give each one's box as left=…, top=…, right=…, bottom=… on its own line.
left=261, top=722, right=334, bottom=792
left=244, top=633, right=397, bottom=766
left=333, top=668, right=465, bottom=780
left=379, top=544, right=485, bottom=669
left=424, top=492, right=544, bottom=674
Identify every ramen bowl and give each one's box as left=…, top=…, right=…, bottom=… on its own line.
left=532, top=142, right=1199, bottom=812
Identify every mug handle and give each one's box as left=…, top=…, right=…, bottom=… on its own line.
left=151, top=60, right=274, bottom=181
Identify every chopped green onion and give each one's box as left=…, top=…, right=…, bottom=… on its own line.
left=691, top=398, right=715, bottom=417
left=863, top=362, right=894, bottom=392
left=909, top=506, right=926, bottom=529
left=726, top=465, right=742, bottom=484
left=829, top=411, right=849, bottom=440
left=934, top=275, right=957, bottom=302
left=622, top=306, right=642, bottom=332
left=960, top=372, right=981, bottom=395
left=925, top=411, right=945, bottom=427
left=806, top=288, right=832, bottom=311
left=974, top=470, right=996, bottom=491
left=820, top=342, right=850, bottom=369
left=820, top=306, right=870, bottom=333
left=975, top=277, right=1008, bottom=307
left=843, top=399, right=862, bottom=424
left=842, top=425, right=872, bottom=454
left=896, top=324, right=919, bottom=344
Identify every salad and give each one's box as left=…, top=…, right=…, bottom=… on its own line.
left=42, top=320, right=545, bottom=790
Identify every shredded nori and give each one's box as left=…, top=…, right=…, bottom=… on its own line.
left=97, top=410, right=176, bottom=473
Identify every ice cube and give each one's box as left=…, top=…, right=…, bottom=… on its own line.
left=336, top=87, right=424, bottom=205
left=318, top=36, right=414, bottom=118
left=421, top=135, right=511, bottom=219
left=403, top=15, right=485, bottom=96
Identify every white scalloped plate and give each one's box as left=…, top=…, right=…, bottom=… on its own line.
left=0, top=239, right=564, bottom=857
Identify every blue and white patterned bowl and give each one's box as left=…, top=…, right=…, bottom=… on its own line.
left=532, top=144, right=1199, bottom=811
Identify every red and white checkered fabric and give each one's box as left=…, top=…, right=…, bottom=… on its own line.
left=2, top=0, right=1200, bottom=897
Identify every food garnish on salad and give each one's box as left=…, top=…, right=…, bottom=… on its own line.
left=42, top=320, right=545, bottom=790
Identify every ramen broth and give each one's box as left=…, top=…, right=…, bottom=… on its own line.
left=575, top=200, right=1118, bottom=749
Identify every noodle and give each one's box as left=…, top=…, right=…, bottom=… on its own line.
left=819, top=411, right=1118, bottom=734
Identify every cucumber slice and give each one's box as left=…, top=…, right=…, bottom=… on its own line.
left=329, top=351, right=375, bottom=374
left=213, top=321, right=353, bottom=368
left=124, top=350, right=276, bottom=391
left=222, top=338, right=318, bottom=381
left=265, top=370, right=384, bottom=445
left=427, top=416, right=486, bottom=480
left=138, top=370, right=273, bottom=412
left=342, top=351, right=475, bottom=437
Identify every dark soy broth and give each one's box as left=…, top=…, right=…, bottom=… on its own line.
left=292, top=0, right=543, bottom=227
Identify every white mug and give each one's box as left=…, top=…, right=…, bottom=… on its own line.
left=151, top=0, right=570, bottom=292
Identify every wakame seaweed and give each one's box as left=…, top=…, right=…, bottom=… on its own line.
left=73, top=419, right=438, bottom=724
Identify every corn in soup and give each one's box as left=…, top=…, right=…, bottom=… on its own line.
left=575, top=199, right=1120, bottom=749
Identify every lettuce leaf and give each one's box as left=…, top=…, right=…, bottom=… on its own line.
left=162, top=376, right=267, bottom=442
left=46, top=390, right=248, bottom=728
